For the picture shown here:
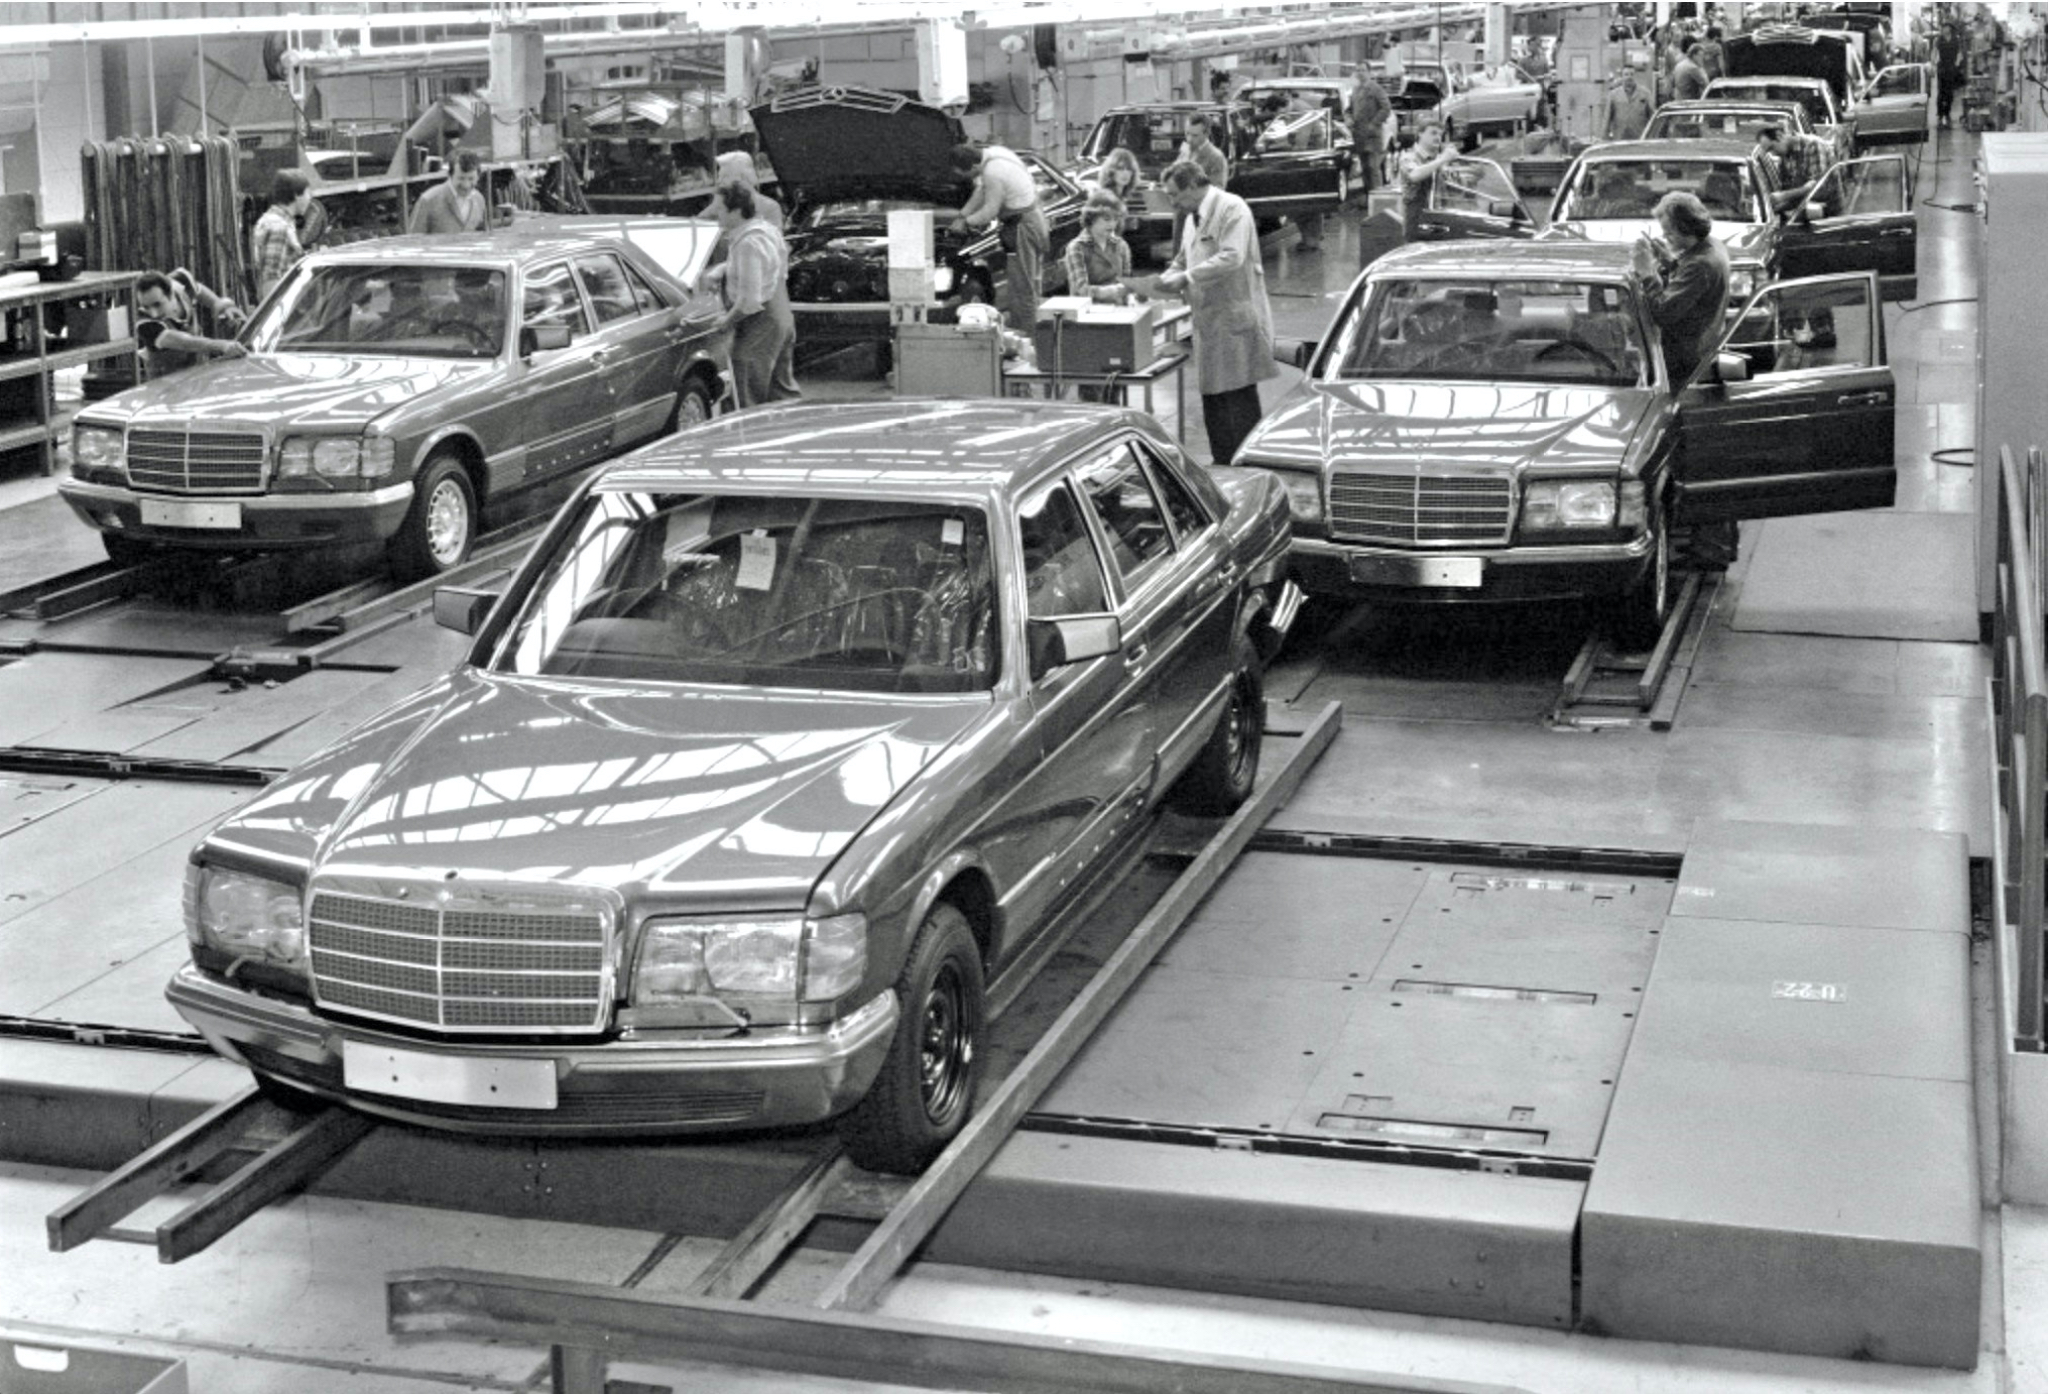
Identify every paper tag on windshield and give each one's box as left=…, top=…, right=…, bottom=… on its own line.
left=736, top=530, right=776, bottom=591
left=941, top=518, right=964, bottom=548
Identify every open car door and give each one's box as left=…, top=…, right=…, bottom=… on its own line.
left=1418, top=156, right=1535, bottom=241
left=1673, top=271, right=1895, bottom=524
left=1775, top=153, right=1916, bottom=300
left=1859, top=63, right=1931, bottom=145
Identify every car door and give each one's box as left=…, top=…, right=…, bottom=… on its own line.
left=1126, top=436, right=1240, bottom=787
left=1775, top=154, right=1916, bottom=301
left=986, top=475, right=1157, bottom=959
left=515, top=259, right=612, bottom=481
left=1860, top=63, right=1930, bottom=145
left=1420, top=157, right=1536, bottom=241
left=572, top=251, right=680, bottom=451
left=1673, top=271, right=1895, bottom=523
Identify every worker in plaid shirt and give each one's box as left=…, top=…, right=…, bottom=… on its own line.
left=250, top=170, right=313, bottom=303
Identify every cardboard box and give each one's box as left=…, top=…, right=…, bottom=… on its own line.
left=887, top=208, right=935, bottom=270
left=887, top=266, right=936, bottom=304
left=1032, top=302, right=1157, bottom=376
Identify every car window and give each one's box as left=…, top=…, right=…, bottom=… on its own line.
left=1871, top=65, right=1924, bottom=98
left=501, top=490, right=997, bottom=693
left=1134, top=441, right=1212, bottom=540
left=1075, top=444, right=1174, bottom=587
left=523, top=261, right=590, bottom=341
left=1558, top=157, right=1757, bottom=223
left=242, top=263, right=507, bottom=359
left=1808, top=157, right=1908, bottom=217
left=1435, top=158, right=1519, bottom=215
left=618, top=257, right=663, bottom=312
left=574, top=254, right=641, bottom=325
left=1019, top=481, right=1110, bottom=619
left=1722, top=276, right=1877, bottom=377
left=1329, top=277, right=1645, bottom=388
left=1024, top=156, right=1069, bottom=205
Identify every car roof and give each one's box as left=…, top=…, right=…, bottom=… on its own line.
left=1576, top=137, right=1756, bottom=162
left=1708, top=74, right=1830, bottom=89
left=1241, top=77, right=1346, bottom=89
left=302, top=222, right=713, bottom=268
left=1097, top=101, right=1227, bottom=114
left=597, top=400, right=1151, bottom=498
left=1367, top=239, right=1636, bottom=281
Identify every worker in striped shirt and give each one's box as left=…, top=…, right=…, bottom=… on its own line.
left=250, top=170, right=313, bottom=303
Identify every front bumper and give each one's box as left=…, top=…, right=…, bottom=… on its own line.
left=166, top=964, right=900, bottom=1135
left=1288, top=532, right=1653, bottom=605
left=58, top=478, right=416, bottom=551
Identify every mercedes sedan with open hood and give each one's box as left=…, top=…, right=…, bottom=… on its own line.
left=1235, top=240, right=1897, bottom=643
left=60, top=220, right=731, bottom=580
left=166, top=400, right=1296, bottom=1173
left=754, top=85, right=1087, bottom=352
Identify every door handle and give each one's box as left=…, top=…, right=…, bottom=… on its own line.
left=1837, top=390, right=1890, bottom=407
left=1880, top=227, right=1913, bottom=237
left=1123, top=643, right=1149, bottom=671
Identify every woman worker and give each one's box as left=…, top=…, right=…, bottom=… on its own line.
left=1059, top=197, right=1137, bottom=402
left=704, top=180, right=797, bottom=409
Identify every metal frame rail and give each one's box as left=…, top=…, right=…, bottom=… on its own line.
left=382, top=704, right=1496, bottom=1394
left=1993, top=444, right=2047, bottom=1050
left=1553, top=572, right=1710, bottom=727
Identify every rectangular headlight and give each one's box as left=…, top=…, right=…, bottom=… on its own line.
left=280, top=437, right=389, bottom=479
left=1244, top=462, right=1323, bottom=522
left=184, top=862, right=305, bottom=966
left=72, top=424, right=123, bottom=473
left=634, top=913, right=869, bottom=1007
left=1728, top=266, right=1758, bottom=302
left=1522, top=479, right=1617, bottom=531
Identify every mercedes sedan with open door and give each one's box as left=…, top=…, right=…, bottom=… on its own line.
left=1234, top=240, right=1897, bottom=645
left=165, top=400, right=1297, bottom=1175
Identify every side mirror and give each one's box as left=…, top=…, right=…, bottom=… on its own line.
left=1712, top=351, right=1752, bottom=384
left=1489, top=199, right=1526, bottom=221
left=433, top=586, right=499, bottom=635
left=1274, top=337, right=1319, bottom=370
left=519, top=322, right=573, bottom=357
left=1026, top=613, right=1121, bottom=681
left=1803, top=201, right=1826, bottom=223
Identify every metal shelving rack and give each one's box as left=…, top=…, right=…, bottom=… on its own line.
left=0, top=270, right=141, bottom=474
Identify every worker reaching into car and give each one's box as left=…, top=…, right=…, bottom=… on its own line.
left=1628, top=191, right=1730, bottom=386
left=704, top=180, right=797, bottom=410
left=713, top=150, right=797, bottom=401
left=949, top=142, right=1049, bottom=334
left=134, top=269, right=246, bottom=380
left=1754, top=125, right=1824, bottom=197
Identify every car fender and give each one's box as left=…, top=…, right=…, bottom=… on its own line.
left=409, top=424, right=497, bottom=497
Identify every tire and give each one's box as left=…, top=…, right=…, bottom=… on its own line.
left=1169, top=639, right=1264, bottom=816
left=1613, top=520, right=1671, bottom=650
left=668, top=376, right=715, bottom=434
left=101, top=533, right=156, bottom=568
left=839, top=902, right=985, bottom=1175
left=386, top=453, right=477, bottom=583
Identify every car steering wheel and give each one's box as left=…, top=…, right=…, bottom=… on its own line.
left=1533, top=337, right=1626, bottom=375
left=716, top=587, right=929, bottom=663
left=428, top=318, right=498, bottom=352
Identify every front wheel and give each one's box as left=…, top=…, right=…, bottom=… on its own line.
left=1169, top=639, right=1264, bottom=816
left=668, top=376, right=715, bottom=433
left=838, top=902, right=985, bottom=1175
left=386, top=453, right=476, bottom=583
left=1612, top=522, right=1671, bottom=649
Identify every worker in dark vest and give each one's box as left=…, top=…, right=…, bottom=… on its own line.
left=1630, top=191, right=1729, bottom=386
left=134, top=270, right=245, bottom=380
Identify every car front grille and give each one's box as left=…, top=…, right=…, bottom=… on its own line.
left=125, top=429, right=267, bottom=493
left=307, top=883, right=612, bottom=1034
left=1328, top=469, right=1514, bottom=547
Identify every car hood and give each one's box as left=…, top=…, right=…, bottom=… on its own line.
left=751, top=89, right=968, bottom=204
left=84, top=354, right=494, bottom=432
left=1544, top=218, right=1773, bottom=265
left=1239, top=381, right=1656, bottom=475
left=206, top=669, right=985, bottom=908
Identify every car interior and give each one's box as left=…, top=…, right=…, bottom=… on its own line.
left=1336, top=278, right=1646, bottom=386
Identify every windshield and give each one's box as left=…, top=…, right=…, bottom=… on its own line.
left=245, top=263, right=507, bottom=358
left=1645, top=108, right=1795, bottom=141
left=1556, top=157, right=1760, bottom=223
left=1711, top=81, right=1830, bottom=125
left=497, top=490, right=998, bottom=695
left=1324, top=278, right=1646, bottom=388
left=1082, top=112, right=1206, bottom=175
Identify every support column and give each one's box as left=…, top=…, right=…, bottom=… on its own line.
left=487, top=25, right=543, bottom=159
left=1485, top=3, right=1512, bottom=69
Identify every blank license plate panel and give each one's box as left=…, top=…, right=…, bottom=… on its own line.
left=342, top=1041, right=558, bottom=1110
left=139, top=498, right=242, bottom=530
left=1350, top=553, right=1484, bottom=589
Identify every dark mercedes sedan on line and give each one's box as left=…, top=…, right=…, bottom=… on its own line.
left=166, top=400, right=1297, bottom=1173
left=60, top=221, right=732, bottom=580
left=1238, top=240, right=1897, bottom=643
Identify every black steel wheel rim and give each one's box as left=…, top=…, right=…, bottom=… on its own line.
left=1224, top=677, right=1256, bottom=787
left=918, top=960, right=972, bottom=1123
